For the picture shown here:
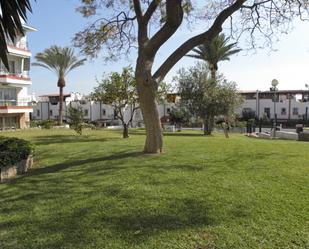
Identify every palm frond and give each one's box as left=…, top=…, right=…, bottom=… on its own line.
left=0, top=0, right=33, bottom=69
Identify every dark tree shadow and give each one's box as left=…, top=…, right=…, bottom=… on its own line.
left=32, top=134, right=120, bottom=146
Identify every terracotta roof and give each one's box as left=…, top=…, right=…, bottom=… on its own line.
left=39, top=93, right=71, bottom=97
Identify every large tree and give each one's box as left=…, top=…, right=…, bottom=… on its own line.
left=32, top=46, right=86, bottom=125
left=75, top=0, right=308, bottom=153
left=0, top=0, right=32, bottom=69
left=186, top=33, right=241, bottom=80
left=91, top=66, right=139, bottom=138
left=178, top=62, right=242, bottom=136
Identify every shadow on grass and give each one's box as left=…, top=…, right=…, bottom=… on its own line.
left=32, top=134, right=120, bottom=145
left=24, top=151, right=144, bottom=177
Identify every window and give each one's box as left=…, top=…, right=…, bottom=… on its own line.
left=264, top=108, right=271, bottom=119
left=84, top=109, right=89, bottom=116
left=281, top=108, right=286, bottom=115
left=50, top=110, right=53, bottom=116
left=166, top=108, right=171, bottom=114
left=102, top=109, right=106, bottom=116
left=0, top=88, right=17, bottom=105
left=8, top=61, right=15, bottom=74
left=293, top=108, right=299, bottom=115
left=37, top=110, right=40, bottom=116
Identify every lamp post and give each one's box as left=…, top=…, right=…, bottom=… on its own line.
left=270, top=79, right=279, bottom=138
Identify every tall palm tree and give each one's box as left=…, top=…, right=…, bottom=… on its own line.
left=32, top=46, right=86, bottom=125
left=187, top=33, right=241, bottom=80
left=0, top=0, right=32, bottom=69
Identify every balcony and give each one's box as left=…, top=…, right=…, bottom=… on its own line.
left=0, top=70, right=31, bottom=85
left=0, top=98, right=32, bottom=114
left=7, top=40, right=28, bottom=50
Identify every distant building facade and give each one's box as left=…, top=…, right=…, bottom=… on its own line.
left=238, top=90, right=309, bottom=121
left=31, top=92, right=179, bottom=127
left=0, top=21, right=36, bottom=130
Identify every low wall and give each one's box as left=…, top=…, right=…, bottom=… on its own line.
left=0, top=155, right=33, bottom=182
left=299, top=132, right=309, bottom=142
left=276, top=131, right=299, bottom=140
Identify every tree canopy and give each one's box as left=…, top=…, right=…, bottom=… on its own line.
left=177, top=62, right=243, bottom=135
left=91, top=66, right=139, bottom=138
left=75, top=0, right=309, bottom=153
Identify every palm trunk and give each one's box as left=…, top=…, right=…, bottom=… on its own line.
left=58, top=86, right=63, bottom=125
left=123, top=123, right=129, bottom=138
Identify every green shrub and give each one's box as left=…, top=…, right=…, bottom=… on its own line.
left=31, top=120, right=56, bottom=129
left=68, top=106, right=84, bottom=135
left=0, top=137, right=34, bottom=168
left=39, top=120, right=56, bottom=129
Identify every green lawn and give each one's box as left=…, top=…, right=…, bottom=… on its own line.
left=0, top=129, right=308, bottom=249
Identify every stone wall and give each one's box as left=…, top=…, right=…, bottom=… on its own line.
left=0, top=155, right=33, bottom=182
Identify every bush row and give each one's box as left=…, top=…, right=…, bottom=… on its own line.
left=0, top=137, right=34, bottom=169
left=31, top=120, right=56, bottom=129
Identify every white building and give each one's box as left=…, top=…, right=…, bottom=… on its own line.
left=32, top=92, right=178, bottom=126
left=238, top=90, right=309, bottom=121
left=0, top=21, right=36, bottom=130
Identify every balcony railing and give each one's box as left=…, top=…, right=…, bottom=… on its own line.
left=0, top=70, right=30, bottom=78
left=7, top=40, right=28, bottom=50
left=0, top=99, right=32, bottom=106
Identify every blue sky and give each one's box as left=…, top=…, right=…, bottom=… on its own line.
left=27, top=0, right=309, bottom=95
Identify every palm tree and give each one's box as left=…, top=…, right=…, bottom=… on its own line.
left=32, top=46, right=86, bottom=125
left=0, top=0, right=32, bottom=69
left=187, top=33, right=241, bottom=80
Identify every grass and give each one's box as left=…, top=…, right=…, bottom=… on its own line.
left=0, top=128, right=308, bottom=249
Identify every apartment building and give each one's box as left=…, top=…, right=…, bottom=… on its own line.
left=0, top=20, right=36, bottom=130
left=32, top=92, right=178, bottom=126
left=238, top=90, right=309, bottom=121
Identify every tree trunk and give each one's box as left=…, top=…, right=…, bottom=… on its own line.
left=223, top=116, right=229, bottom=138
left=58, top=86, right=63, bottom=125
left=137, top=79, right=163, bottom=153
left=123, top=123, right=129, bottom=138
left=203, top=116, right=214, bottom=135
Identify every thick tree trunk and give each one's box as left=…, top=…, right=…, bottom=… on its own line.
left=137, top=79, right=162, bottom=153
left=123, top=123, right=129, bottom=138
left=58, top=86, right=63, bottom=125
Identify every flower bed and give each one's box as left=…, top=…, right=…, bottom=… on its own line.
left=0, top=137, right=34, bottom=182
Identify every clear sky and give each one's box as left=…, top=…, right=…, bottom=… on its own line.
left=27, top=0, right=309, bottom=96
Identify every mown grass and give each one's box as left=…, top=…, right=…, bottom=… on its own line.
left=0, top=128, right=308, bottom=249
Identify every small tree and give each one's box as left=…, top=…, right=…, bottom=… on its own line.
left=68, top=105, right=84, bottom=135
left=169, top=107, right=190, bottom=131
left=91, top=66, right=138, bottom=138
left=178, top=62, right=243, bottom=136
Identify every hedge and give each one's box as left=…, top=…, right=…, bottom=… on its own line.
left=0, top=137, right=34, bottom=169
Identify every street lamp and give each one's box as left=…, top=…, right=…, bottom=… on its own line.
left=270, top=79, right=279, bottom=138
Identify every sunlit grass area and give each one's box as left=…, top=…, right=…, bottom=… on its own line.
left=0, top=129, right=308, bottom=249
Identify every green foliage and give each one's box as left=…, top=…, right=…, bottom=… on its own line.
left=177, top=62, right=243, bottom=121
left=169, top=107, right=190, bottom=126
left=32, top=46, right=86, bottom=79
left=32, top=119, right=56, bottom=129
left=187, top=34, right=241, bottom=74
left=92, top=66, right=139, bottom=125
left=0, top=137, right=34, bottom=168
left=68, top=105, right=85, bottom=135
left=0, top=0, right=32, bottom=69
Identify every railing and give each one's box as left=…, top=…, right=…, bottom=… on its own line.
left=7, top=40, right=28, bottom=50
left=0, top=70, right=30, bottom=78
left=0, top=99, right=32, bottom=106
